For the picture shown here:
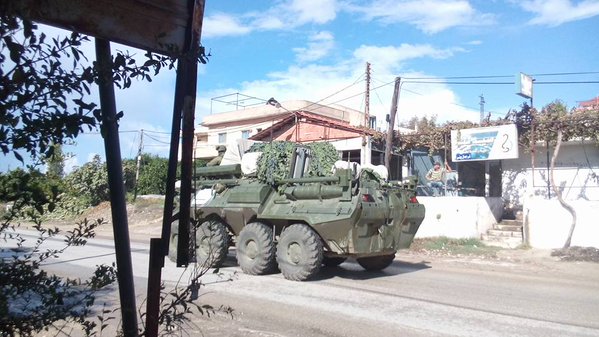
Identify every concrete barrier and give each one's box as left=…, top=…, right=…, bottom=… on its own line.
left=525, top=197, right=599, bottom=249
left=415, top=197, right=502, bottom=239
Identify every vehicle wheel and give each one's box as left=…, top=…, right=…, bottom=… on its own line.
left=276, top=224, right=323, bottom=281
left=357, top=253, right=396, bottom=271
left=236, top=222, right=277, bottom=275
left=168, top=222, right=179, bottom=263
left=196, top=220, right=230, bottom=268
left=323, top=256, right=346, bottom=267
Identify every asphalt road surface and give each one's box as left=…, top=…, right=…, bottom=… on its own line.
left=12, top=230, right=599, bottom=337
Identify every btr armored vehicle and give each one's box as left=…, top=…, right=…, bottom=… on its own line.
left=170, top=143, right=425, bottom=281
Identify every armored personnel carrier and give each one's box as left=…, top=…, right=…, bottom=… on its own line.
left=170, top=142, right=425, bottom=281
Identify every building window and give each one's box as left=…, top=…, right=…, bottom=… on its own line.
left=369, top=116, right=377, bottom=129
left=218, top=132, right=226, bottom=143
left=241, top=130, right=251, bottom=139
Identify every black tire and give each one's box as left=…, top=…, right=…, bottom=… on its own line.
left=236, top=222, right=277, bottom=275
left=276, top=224, right=323, bottom=281
left=323, top=256, right=347, bottom=267
left=196, top=220, right=230, bottom=268
left=168, top=222, right=179, bottom=263
left=357, top=253, right=396, bottom=271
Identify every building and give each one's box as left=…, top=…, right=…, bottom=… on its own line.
left=577, top=96, right=599, bottom=111
left=194, top=99, right=413, bottom=180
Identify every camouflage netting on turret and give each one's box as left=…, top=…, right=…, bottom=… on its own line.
left=248, top=141, right=340, bottom=183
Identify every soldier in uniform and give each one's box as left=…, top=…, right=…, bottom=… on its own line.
left=206, top=145, right=226, bottom=166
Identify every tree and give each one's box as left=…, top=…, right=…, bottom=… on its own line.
left=65, top=155, right=109, bottom=207
left=0, top=13, right=190, bottom=336
left=541, top=101, right=577, bottom=248
left=136, top=154, right=169, bottom=195
left=45, top=143, right=66, bottom=179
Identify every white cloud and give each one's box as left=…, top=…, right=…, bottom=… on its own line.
left=353, top=44, right=465, bottom=73
left=293, top=31, right=336, bottom=63
left=202, top=13, right=252, bottom=38
left=195, top=43, right=478, bottom=126
left=519, top=0, right=599, bottom=26
left=203, top=0, right=339, bottom=38
left=348, top=0, right=495, bottom=34
left=288, top=0, right=338, bottom=25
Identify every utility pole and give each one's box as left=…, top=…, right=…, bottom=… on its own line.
left=384, top=77, right=401, bottom=172
left=479, top=94, right=485, bottom=124
left=365, top=62, right=371, bottom=128
left=134, top=129, right=144, bottom=200
left=362, top=62, right=371, bottom=164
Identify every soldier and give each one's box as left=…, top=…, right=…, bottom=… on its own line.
left=206, top=145, right=226, bottom=166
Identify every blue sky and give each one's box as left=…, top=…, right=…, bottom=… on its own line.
left=3, top=0, right=599, bottom=173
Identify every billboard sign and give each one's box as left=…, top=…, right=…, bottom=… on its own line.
left=451, top=124, right=519, bottom=162
left=516, top=72, right=533, bottom=99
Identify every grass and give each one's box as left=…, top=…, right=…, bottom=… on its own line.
left=410, top=236, right=502, bottom=257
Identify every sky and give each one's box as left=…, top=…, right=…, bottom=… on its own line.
left=3, top=0, right=599, bottom=173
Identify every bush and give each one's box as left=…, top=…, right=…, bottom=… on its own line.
left=64, top=155, right=109, bottom=207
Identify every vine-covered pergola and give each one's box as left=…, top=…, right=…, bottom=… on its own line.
left=373, top=103, right=599, bottom=158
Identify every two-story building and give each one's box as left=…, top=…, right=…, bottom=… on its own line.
left=194, top=99, right=413, bottom=180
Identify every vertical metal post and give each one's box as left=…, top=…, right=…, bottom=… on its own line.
left=479, top=94, right=485, bottom=124
left=147, top=1, right=205, bottom=336
left=145, top=238, right=163, bottom=337
left=94, top=38, right=138, bottom=337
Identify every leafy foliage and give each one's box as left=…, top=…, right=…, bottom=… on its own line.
left=0, top=14, right=178, bottom=163
left=44, top=143, right=66, bottom=179
left=251, top=141, right=340, bottom=183
left=0, top=172, right=116, bottom=337
left=136, top=154, right=169, bottom=195
left=64, top=155, right=109, bottom=207
left=0, top=168, right=61, bottom=219
left=0, top=15, right=97, bottom=162
left=390, top=102, right=599, bottom=156
left=0, top=10, right=218, bottom=337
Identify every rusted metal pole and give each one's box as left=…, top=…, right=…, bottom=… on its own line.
left=95, top=38, right=138, bottom=337
left=146, top=1, right=205, bottom=336
left=385, top=77, right=401, bottom=172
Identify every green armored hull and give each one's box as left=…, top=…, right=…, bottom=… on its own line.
left=171, top=143, right=425, bottom=281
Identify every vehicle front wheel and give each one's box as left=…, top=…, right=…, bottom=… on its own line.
left=196, top=220, right=230, bottom=268
left=357, top=253, right=396, bottom=271
left=276, top=224, right=323, bottom=281
left=236, top=222, right=277, bottom=275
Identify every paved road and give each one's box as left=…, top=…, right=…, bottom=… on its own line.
left=11, top=230, right=599, bottom=337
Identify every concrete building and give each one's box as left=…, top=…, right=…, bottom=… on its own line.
left=194, top=99, right=413, bottom=179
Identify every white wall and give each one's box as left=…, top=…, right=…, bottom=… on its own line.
left=502, top=141, right=599, bottom=209
left=525, top=197, right=599, bottom=249
left=415, top=197, right=503, bottom=239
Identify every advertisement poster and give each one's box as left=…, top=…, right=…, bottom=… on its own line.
left=451, top=124, right=519, bottom=162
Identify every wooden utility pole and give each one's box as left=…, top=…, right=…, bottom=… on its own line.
left=133, top=129, right=144, bottom=200
left=365, top=62, right=371, bottom=128
left=384, top=77, right=401, bottom=171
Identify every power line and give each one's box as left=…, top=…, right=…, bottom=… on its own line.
left=143, top=130, right=171, bottom=135
left=144, top=133, right=171, bottom=145
left=403, top=80, right=599, bottom=85
left=403, top=71, right=599, bottom=80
